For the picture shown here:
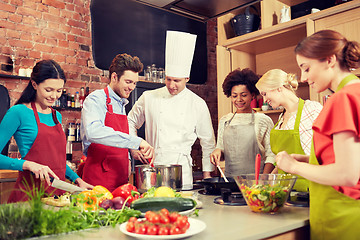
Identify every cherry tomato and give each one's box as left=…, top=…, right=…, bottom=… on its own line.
left=148, top=214, right=160, bottom=224
left=158, top=226, right=169, bottom=235
left=145, top=211, right=155, bottom=221
left=128, top=217, right=137, bottom=222
left=146, top=225, right=158, bottom=235
left=135, top=224, right=147, bottom=234
left=160, top=208, right=169, bottom=217
left=175, top=216, right=188, bottom=229
left=184, top=220, right=190, bottom=230
left=126, top=221, right=135, bottom=232
left=159, top=214, right=170, bottom=224
left=169, top=225, right=181, bottom=235
left=169, top=212, right=180, bottom=223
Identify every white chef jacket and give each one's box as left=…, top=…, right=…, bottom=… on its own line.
left=128, top=86, right=216, bottom=189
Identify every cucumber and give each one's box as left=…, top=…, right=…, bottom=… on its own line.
left=130, top=197, right=196, bottom=212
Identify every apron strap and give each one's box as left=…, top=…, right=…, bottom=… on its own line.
left=31, top=102, right=59, bottom=125
left=336, top=74, right=359, bottom=92
left=50, top=108, right=59, bottom=125
left=30, top=102, right=41, bottom=125
left=293, top=98, right=304, bottom=130
left=104, top=87, right=113, bottom=113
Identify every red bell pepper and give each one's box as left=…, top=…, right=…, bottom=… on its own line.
left=112, top=183, right=140, bottom=205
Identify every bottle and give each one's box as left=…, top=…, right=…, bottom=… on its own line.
left=68, top=123, right=76, bottom=141
left=59, top=89, right=68, bottom=108
left=74, top=91, right=80, bottom=108
left=85, top=87, right=89, bottom=98
left=158, top=68, right=165, bottom=83
left=66, top=140, right=72, bottom=162
left=79, top=87, right=85, bottom=108
left=67, top=93, right=71, bottom=108
left=151, top=64, right=157, bottom=82
left=145, top=66, right=151, bottom=81
left=71, top=94, right=75, bottom=108
left=261, top=102, right=269, bottom=111
left=75, top=123, right=81, bottom=142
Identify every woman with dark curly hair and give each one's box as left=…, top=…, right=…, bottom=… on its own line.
left=210, top=68, right=275, bottom=176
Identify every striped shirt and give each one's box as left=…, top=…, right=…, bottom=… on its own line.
left=275, top=100, right=323, bottom=155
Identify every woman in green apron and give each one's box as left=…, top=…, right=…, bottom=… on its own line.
left=276, top=30, right=360, bottom=239
left=210, top=68, right=275, bottom=176
left=256, top=69, right=322, bottom=192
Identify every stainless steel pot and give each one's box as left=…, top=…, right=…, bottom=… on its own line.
left=135, top=164, right=182, bottom=193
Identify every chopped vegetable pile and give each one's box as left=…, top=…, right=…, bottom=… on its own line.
left=240, top=183, right=290, bottom=213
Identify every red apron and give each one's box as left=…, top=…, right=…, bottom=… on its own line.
left=8, top=102, right=67, bottom=203
left=82, top=87, right=129, bottom=192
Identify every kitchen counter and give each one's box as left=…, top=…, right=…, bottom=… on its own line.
left=36, top=191, right=309, bottom=240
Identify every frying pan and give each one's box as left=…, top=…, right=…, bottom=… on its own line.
left=195, top=177, right=240, bottom=195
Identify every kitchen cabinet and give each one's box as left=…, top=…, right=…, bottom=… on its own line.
left=216, top=0, right=360, bottom=122
left=0, top=170, right=18, bottom=204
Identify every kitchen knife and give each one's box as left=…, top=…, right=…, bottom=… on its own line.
left=50, top=178, right=85, bottom=193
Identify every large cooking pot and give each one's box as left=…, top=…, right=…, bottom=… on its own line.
left=135, top=164, right=182, bottom=193
left=195, top=177, right=240, bottom=195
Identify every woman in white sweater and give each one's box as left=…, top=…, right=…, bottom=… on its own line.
left=210, top=68, right=275, bottom=177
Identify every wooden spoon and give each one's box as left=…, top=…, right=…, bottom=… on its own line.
left=217, top=165, right=229, bottom=182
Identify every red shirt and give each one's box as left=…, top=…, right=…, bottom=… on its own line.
left=313, top=82, right=360, bottom=199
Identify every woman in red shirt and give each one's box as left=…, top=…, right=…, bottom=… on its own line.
left=276, top=30, right=360, bottom=239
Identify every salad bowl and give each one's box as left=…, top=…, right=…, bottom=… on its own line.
left=234, top=174, right=297, bottom=214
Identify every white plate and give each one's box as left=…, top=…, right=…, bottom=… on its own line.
left=119, top=218, right=206, bottom=239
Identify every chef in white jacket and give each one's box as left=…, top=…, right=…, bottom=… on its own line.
left=127, top=30, right=216, bottom=190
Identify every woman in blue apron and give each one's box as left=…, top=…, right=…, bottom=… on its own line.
left=256, top=69, right=322, bottom=192
left=210, top=68, right=275, bottom=176
left=276, top=30, right=360, bottom=239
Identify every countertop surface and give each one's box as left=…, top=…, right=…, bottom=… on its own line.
left=34, top=190, right=310, bottom=240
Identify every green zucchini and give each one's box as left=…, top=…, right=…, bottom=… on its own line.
left=130, top=197, right=196, bottom=212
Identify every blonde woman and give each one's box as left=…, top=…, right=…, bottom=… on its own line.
left=256, top=69, right=322, bottom=192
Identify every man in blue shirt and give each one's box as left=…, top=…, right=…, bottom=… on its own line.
left=80, top=53, right=154, bottom=191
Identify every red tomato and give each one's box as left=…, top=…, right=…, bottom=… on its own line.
left=148, top=214, right=160, bottom=224
left=126, top=222, right=135, bottom=232
left=158, top=226, right=169, bottom=235
left=175, top=216, right=188, bottom=229
left=169, top=226, right=181, bottom=235
left=160, top=208, right=169, bottom=217
left=185, top=220, right=190, bottom=230
left=145, top=211, right=155, bottom=221
left=135, top=224, right=147, bottom=234
left=159, top=214, right=170, bottom=224
left=169, top=212, right=180, bottom=223
left=128, top=217, right=137, bottom=222
left=146, top=225, right=158, bottom=235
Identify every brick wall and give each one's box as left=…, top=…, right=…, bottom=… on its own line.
left=0, top=0, right=218, bottom=171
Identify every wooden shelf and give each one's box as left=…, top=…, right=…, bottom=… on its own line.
left=0, top=74, right=30, bottom=80
left=216, top=0, right=360, bottom=121
left=260, top=109, right=283, bottom=114
left=219, top=0, right=360, bottom=50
